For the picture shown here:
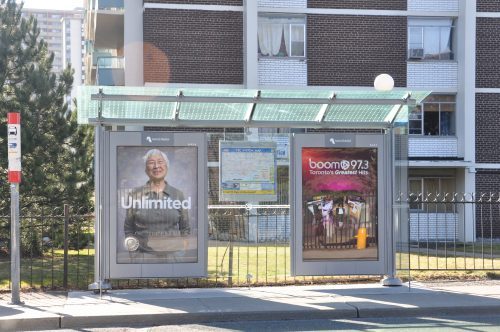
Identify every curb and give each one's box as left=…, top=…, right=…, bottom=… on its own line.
left=357, top=305, right=500, bottom=319
left=0, top=317, right=60, bottom=332
left=4, top=305, right=500, bottom=330
left=60, top=309, right=357, bottom=329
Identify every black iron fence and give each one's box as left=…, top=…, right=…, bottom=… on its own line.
left=0, top=205, right=94, bottom=290
left=1, top=194, right=500, bottom=290
left=396, top=193, right=500, bottom=271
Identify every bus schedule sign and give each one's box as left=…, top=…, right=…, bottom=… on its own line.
left=219, top=141, right=277, bottom=202
left=7, top=112, right=21, bottom=183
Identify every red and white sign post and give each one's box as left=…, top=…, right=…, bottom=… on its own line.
left=8, top=112, right=21, bottom=182
left=7, top=112, right=21, bottom=304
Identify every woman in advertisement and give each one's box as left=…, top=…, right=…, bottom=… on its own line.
left=121, top=148, right=195, bottom=263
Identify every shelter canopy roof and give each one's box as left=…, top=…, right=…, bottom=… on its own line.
left=77, top=86, right=430, bottom=129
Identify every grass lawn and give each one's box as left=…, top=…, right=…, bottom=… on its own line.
left=1, top=243, right=500, bottom=290
left=0, top=249, right=94, bottom=290
left=411, top=242, right=500, bottom=256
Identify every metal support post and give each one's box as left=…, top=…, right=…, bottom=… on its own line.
left=88, top=90, right=111, bottom=295
left=10, top=183, right=22, bottom=304
left=382, top=127, right=402, bottom=287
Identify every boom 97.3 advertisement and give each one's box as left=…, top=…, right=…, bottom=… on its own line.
left=302, top=147, right=378, bottom=261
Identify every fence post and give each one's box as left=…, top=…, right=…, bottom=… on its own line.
left=228, top=215, right=234, bottom=287
left=63, top=204, right=69, bottom=289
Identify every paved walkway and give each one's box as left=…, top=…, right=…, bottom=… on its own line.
left=1, top=281, right=500, bottom=331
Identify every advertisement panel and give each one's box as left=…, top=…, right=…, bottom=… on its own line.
left=302, top=147, right=378, bottom=261
left=219, top=141, right=277, bottom=202
left=108, top=132, right=207, bottom=278
left=116, top=146, right=198, bottom=264
left=292, top=133, right=388, bottom=276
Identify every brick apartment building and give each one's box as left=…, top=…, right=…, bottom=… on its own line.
left=84, top=0, right=500, bottom=239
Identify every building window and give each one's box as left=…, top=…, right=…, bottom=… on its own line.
left=409, top=177, right=456, bottom=212
left=408, top=18, right=455, bottom=60
left=258, top=15, right=306, bottom=58
left=409, top=94, right=456, bottom=136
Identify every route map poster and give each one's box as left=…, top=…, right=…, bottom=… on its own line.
left=219, top=141, right=277, bottom=202
left=301, top=147, right=379, bottom=261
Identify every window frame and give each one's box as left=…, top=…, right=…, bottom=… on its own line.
left=409, top=94, right=456, bottom=136
left=409, top=177, right=456, bottom=212
left=257, top=14, right=307, bottom=60
left=407, top=18, right=456, bottom=61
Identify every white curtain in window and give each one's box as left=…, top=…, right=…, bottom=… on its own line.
left=409, top=18, right=452, bottom=58
left=258, top=23, right=283, bottom=56
left=439, top=24, right=452, bottom=54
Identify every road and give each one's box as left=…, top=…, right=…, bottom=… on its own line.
left=42, top=314, right=500, bottom=332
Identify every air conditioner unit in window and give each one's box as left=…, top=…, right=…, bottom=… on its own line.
left=409, top=48, right=424, bottom=59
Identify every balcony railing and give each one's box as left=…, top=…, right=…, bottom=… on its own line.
left=98, top=0, right=124, bottom=10
left=96, top=56, right=125, bottom=86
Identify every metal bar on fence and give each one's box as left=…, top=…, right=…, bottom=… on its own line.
left=63, top=205, right=69, bottom=289
left=29, top=214, right=34, bottom=288
left=41, top=207, right=45, bottom=288
left=228, top=217, right=234, bottom=287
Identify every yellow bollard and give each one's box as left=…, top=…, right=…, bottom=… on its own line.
left=355, top=227, right=367, bottom=250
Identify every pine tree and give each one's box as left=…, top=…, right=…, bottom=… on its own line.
left=0, top=0, right=93, bottom=213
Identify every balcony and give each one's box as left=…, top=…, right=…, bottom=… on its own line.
left=96, top=56, right=125, bottom=86
left=409, top=136, right=458, bottom=158
left=84, top=0, right=124, bottom=53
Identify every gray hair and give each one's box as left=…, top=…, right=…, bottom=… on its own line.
left=143, top=149, right=169, bottom=167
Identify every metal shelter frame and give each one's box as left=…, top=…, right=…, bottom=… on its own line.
left=77, top=86, right=430, bottom=292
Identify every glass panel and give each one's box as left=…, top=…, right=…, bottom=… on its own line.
left=409, top=105, right=422, bottom=135
left=409, top=179, right=422, bottom=210
left=324, top=104, right=392, bottom=123
left=423, top=94, right=455, bottom=103
left=423, top=103, right=439, bottom=135
left=76, top=86, right=432, bottom=125
left=424, top=178, right=439, bottom=194
left=408, top=26, right=423, bottom=49
left=423, top=26, right=441, bottom=59
left=179, top=89, right=256, bottom=121
left=254, top=90, right=328, bottom=122
left=437, top=178, right=455, bottom=212
left=424, top=178, right=440, bottom=212
left=440, top=178, right=455, bottom=197
left=253, top=104, right=320, bottom=122
left=440, top=103, right=455, bottom=136
left=439, top=26, right=453, bottom=60
left=290, top=24, right=305, bottom=57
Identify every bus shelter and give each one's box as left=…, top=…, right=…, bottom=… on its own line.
left=77, top=86, right=430, bottom=291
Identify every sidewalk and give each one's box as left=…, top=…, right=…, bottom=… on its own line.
left=1, top=281, right=500, bottom=331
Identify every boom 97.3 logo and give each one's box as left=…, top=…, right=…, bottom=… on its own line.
left=309, top=159, right=369, bottom=171
left=307, top=158, right=371, bottom=176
